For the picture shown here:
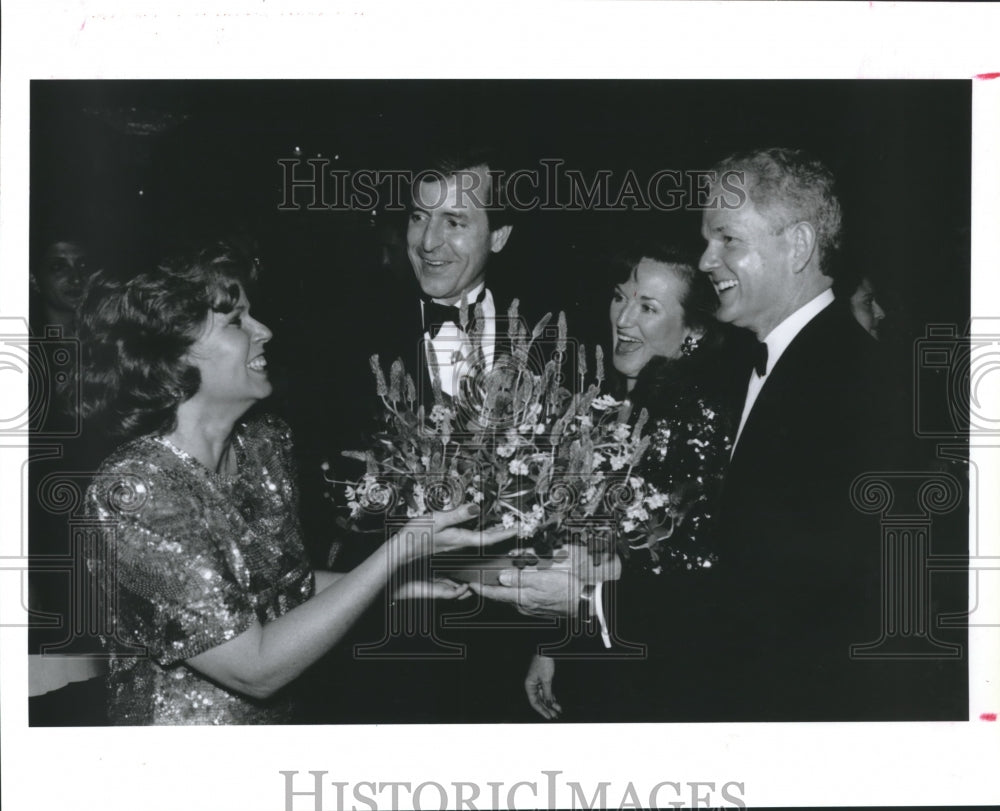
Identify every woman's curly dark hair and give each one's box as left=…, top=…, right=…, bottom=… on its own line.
left=78, top=241, right=259, bottom=440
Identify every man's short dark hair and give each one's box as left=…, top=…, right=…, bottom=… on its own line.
left=410, top=145, right=513, bottom=230
left=714, top=147, right=843, bottom=277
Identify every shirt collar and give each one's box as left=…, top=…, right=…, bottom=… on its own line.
left=759, top=288, right=834, bottom=375
left=428, top=282, right=486, bottom=308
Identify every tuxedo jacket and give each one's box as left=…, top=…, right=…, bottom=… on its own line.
left=369, top=286, right=551, bottom=414
left=597, top=303, right=965, bottom=722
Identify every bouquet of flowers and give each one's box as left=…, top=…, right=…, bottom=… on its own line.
left=324, top=301, right=683, bottom=565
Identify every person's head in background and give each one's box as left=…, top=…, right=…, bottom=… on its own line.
left=848, top=276, right=886, bottom=339
left=832, top=258, right=886, bottom=340
left=30, top=225, right=95, bottom=334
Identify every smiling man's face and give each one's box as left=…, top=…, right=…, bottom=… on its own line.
left=406, top=165, right=511, bottom=304
left=698, top=197, right=797, bottom=339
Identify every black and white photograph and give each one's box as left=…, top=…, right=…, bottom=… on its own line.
left=3, top=3, right=999, bottom=809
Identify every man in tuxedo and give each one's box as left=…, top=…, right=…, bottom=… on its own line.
left=306, top=147, right=554, bottom=723
left=475, top=148, right=965, bottom=721
left=370, top=147, right=518, bottom=410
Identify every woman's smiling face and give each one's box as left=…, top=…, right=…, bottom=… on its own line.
left=610, top=258, right=692, bottom=386
left=184, top=285, right=273, bottom=412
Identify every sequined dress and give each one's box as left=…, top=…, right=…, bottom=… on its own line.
left=85, top=414, right=314, bottom=725
left=621, top=350, right=734, bottom=576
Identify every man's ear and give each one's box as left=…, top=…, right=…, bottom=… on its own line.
left=489, top=224, right=513, bottom=254
left=787, top=221, right=817, bottom=273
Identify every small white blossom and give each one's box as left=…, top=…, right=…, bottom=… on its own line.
left=517, top=521, right=537, bottom=539
left=644, top=491, right=667, bottom=510
left=502, top=512, right=517, bottom=528
left=591, top=394, right=619, bottom=411
left=411, top=483, right=427, bottom=516
left=497, top=444, right=517, bottom=458
left=534, top=424, right=546, bottom=435
left=609, top=454, right=627, bottom=471
left=626, top=503, right=649, bottom=522
left=508, top=459, right=530, bottom=476
left=429, top=404, right=454, bottom=425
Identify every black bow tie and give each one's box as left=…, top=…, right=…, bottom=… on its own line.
left=422, top=291, right=485, bottom=339
left=752, top=340, right=769, bottom=377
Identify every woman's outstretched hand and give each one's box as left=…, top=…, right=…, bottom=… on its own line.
left=393, top=577, right=472, bottom=601
left=391, top=503, right=519, bottom=561
left=525, top=654, right=561, bottom=720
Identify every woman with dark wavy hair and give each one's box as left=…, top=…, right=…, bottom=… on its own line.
left=522, top=239, right=737, bottom=720
left=81, top=242, right=515, bottom=725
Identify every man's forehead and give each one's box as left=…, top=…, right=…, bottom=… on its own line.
left=702, top=197, right=761, bottom=230
left=45, top=241, right=86, bottom=257
left=412, top=166, right=492, bottom=212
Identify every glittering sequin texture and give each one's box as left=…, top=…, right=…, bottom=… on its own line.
left=634, top=396, right=732, bottom=573
left=623, top=347, right=734, bottom=577
left=85, top=414, right=314, bottom=725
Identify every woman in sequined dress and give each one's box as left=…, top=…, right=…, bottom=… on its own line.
left=523, top=240, right=737, bottom=720
left=80, top=243, right=515, bottom=725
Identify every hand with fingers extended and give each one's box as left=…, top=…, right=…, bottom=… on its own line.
left=525, top=654, right=561, bottom=720
left=390, top=503, right=519, bottom=562
left=393, top=577, right=472, bottom=601
left=469, top=565, right=583, bottom=618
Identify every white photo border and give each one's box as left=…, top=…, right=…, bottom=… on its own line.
left=2, top=2, right=998, bottom=808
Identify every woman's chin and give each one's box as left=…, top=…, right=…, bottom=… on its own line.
left=612, top=355, right=645, bottom=381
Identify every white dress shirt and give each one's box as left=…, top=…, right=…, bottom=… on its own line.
left=732, top=288, right=835, bottom=453
left=421, top=283, right=496, bottom=399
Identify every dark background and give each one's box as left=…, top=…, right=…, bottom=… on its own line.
left=30, top=79, right=971, bottom=347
